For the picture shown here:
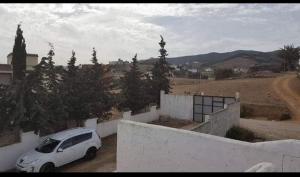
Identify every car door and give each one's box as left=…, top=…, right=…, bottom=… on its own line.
left=72, top=132, right=93, bottom=159
left=54, top=137, right=78, bottom=167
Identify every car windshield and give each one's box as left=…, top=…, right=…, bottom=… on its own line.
left=35, top=138, right=60, bottom=153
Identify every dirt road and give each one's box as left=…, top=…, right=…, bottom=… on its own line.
left=272, top=73, right=300, bottom=121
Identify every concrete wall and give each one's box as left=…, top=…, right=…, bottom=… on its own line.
left=192, top=102, right=240, bottom=137
left=0, top=131, right=40, bottom=172
left=160, top=91, right=193, bottom=120
left=117, top=120, right=300, bottom=172
left=97, top=119, right=120, bottom=138
left=124, top=106, right=159, bottom=123
left=95, top=105, right=159, bottom=138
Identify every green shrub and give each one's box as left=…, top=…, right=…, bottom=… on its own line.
left=240, top=105, right=253, bottom=118
left=225, top=126, right=255, bottom=142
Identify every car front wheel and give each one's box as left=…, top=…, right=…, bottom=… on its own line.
left=39, top=163, right=55, bottom=172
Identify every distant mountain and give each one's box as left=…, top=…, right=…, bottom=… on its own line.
left=140, top=50, right=282, bottom=69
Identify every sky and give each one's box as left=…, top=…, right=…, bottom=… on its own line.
left=1, top=3, right=300, bottom=65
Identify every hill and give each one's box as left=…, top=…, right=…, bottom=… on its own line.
left=140, top=50, right=282, bottom=69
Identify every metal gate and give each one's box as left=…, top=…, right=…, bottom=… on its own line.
left=193, top=95, right=236, bottom=123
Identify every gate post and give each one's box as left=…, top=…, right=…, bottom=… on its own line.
left=204, top=115, right=210, bottom=122
left=235, top=92, right=240, bottom=101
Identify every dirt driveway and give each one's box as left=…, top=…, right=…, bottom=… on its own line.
left=272, top=73, right=300, bottom=122
left=59, top=134, right=117, bottom=172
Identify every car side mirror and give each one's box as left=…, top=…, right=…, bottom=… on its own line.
left=57, top=148, right=63, bottom=153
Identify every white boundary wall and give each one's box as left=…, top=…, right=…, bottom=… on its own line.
left=117, top=120, right=300, bottom=172
left=160, top=91, right=193, bottom=120
left=0, top=131, right=40, bottom=172
left=192, top=102, right=240, bottom=136
left=0, top=106, right=160, bottom=172
left=123, top=106, right=159, bottom=123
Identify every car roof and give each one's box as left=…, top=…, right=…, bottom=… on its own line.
left=49, top=127, right=95, bottom=141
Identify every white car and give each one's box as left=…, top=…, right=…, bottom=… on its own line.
left=16, top=127, right=102, bottom=172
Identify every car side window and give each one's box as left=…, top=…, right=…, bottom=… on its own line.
left=59, top=138, right=74, bottom=150
left=73, top=132, right=92, bottom=145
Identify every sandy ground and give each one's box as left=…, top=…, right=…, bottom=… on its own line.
left=149, top=118, right=193, bottom=128
left=240, top=119, right=300, bottom=140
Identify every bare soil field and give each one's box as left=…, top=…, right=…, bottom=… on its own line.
left=172, top=73, right=300, bottom=121
left=172, top=76, right=285, bottom=106
left=149, top=117, right=194, bottom=129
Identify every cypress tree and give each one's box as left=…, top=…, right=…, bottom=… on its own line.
left=22, top=57, right=48, bottom=134
left=87, top=48, right=114, bottom=120
left=61, top=50, right=89, bottom=126
left=0, top=24, right=28, bottom=131
left=149, top=35, right=172, bottom=106
left=119, top=54, right=146, bottom=113
left=12, top=24, right=27, bottom=81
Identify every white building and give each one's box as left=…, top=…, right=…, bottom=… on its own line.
left=188, top=69, right=198, bottom=73
left=7, top=53, right=38, bottom=71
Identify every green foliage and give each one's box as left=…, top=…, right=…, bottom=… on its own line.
left=225, top=126, right=256, bottom=142
left=22, top=46, right=67, bottom=135
left=278, top=44, right=300, bottom=71
left=119, top=54, right=148, bottom=113
left=61, top=50, right=90, bottom=126
left=148, top=35, right=172, bottom=106
left=81, top=48, right=114, bottom=120
left=240, top=105, right=253, bottom=118
left=12, top=24, right=27, bottom=81
left=215, top=68, right=234, bottom=80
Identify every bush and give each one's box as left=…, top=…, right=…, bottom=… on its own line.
left=280, top=112, right=291, bottom=121
left=225, top=126, right=255, bottom=142
left=240, top=105, right=253, bottom=118
left=215, top=68, right=235, bottom=80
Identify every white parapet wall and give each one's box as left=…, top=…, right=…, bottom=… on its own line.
left=160, top=90, right=193, bottom=121
left=117, top=120, right=300, bottom=172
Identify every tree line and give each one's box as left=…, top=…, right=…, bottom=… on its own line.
left=0, top=24, right=171, bottom=135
